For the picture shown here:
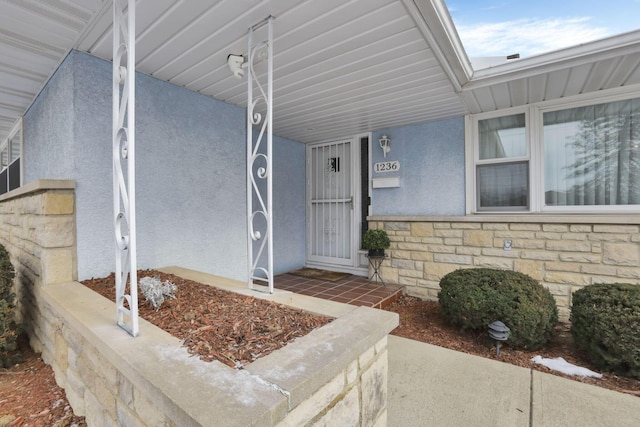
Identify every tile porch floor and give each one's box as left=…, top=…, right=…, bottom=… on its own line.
left=274, top=272, right=404, bottom=309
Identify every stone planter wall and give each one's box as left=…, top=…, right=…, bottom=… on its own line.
left=0, top=180, right=77, bottom=329
left=370, top=215, right=640, bottom=319
left=40, top=280, right=396, bottom=426
left=1, top=181, right=398, bottom=426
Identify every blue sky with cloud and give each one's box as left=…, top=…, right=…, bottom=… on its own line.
left=445, top=0, right=640, bottom=58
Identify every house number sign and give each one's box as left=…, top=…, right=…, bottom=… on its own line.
left=374, top=161, right=400, bottom=173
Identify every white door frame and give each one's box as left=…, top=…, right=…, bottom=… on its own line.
left=305, top=133, right=369, bottom=275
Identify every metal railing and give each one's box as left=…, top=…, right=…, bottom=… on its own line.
left=247, top=16, right=274, bottom=293
left=112, top=0, right=138, bottom=336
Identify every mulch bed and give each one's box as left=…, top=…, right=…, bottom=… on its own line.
left=81, top=270, right=333, bottom=368
left=385, top=295, right=640, bottom=397
left=3, top=275, right=639, bottom=423
left=0, top=335, right=87, bottom=427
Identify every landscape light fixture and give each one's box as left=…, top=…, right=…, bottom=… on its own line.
left=488, top=320, right=510, bottom=356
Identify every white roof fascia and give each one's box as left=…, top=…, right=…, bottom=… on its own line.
left=464, top=29, right=640, bottom=91
left=401, top=0, right=473, bottom=92
left=73, top=0, right=114, bottom=52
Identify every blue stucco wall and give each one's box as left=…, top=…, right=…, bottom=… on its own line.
left=249, top=130, right=307, bottom=276
left=371, top=118, right=466, bottom=216
left=272, top=135, right=306, bottom=274
left=24, top=56, right=76, bottom=179
left=24, top=50, right=306, bottom=281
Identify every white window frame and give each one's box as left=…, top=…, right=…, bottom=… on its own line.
left=466, top=86, right=640, bottom=214
left=466, top=106, right=536, bottom=214
left=0, top=118, right=23, bottom=194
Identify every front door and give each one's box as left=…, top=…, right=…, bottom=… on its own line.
left=307, top=139, right=356, bottom=267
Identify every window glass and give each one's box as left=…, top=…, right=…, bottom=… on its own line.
left=10, top=132, right=20, bottom=163
left=479, top=113, right=526, bottom=160
left=1, top=120, right=22, bottom=194
left=544, top=99, right=640, bottom=206
left=0, top=146, right=7, bottom=170
left=477, top=161, right=529, bottom=209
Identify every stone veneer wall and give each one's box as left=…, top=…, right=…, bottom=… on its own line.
left=1, top=181, right=397, bottom=426
left=0, top=180, right=77, bottom=327
left=370, top=216, right=640, bottom=319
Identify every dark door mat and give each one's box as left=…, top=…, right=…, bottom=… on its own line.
left=288, top=268, right=350, bottom=282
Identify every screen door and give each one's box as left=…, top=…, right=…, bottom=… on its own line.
left=307, top=139, right=354, bottom=266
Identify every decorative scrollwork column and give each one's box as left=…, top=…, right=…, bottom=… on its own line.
left=113, top=0, right=138, bottom=336
left=247, top=16, right=274, bottom=293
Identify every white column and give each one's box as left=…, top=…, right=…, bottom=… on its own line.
left=247, top=16, right=274, bottom=293
left=113, top=0, right=138, bottom=336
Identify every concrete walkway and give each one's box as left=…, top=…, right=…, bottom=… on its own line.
left=387, top=335, right=640, bottom=427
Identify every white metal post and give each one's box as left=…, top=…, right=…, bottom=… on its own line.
left=113, top=0, right=138, bottom=336
left=247, top=16, right=274, bottom=293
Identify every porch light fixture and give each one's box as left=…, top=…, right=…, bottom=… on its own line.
left=227, top=54, right=247, bottom=79
left=379, top=134, right=391, bottom=158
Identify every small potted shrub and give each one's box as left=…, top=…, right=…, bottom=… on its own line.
left=361, top=229, right=390, bottom=257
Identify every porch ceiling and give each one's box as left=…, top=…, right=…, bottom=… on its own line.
left=2, top=0, right=640, bottom=144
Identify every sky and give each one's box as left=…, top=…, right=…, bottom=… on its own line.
left=445, top=1, right=640, bottom=59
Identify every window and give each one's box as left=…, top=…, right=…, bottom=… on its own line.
left=0, top=119, right=22, bottom=195
left=543, top=99, right=640, bottom=207
left=475, top=113, right=529, bottom=210
left=467, top=92, right=640, bottom=213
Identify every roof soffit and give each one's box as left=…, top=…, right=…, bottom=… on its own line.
left=465, top=29, right=640, bottom=91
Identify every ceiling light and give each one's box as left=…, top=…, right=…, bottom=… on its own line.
left=227, top=54, right=247, bottom=79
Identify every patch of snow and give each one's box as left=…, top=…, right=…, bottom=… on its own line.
left=155, top=345, right=279, bottom=407
left=318, top=342, right=333, bottom=353
left=262, top=363, right=308, bottom=381
left=254, top=376, right=291, bottom=400
left=531, top=356, right=602, bottom=378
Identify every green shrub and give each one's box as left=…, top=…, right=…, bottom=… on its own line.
left=438, top=268, right=558, bottom=349
left=0, top=244, right=19, bottom=368
left=571, top=283, right=640, bottom=379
